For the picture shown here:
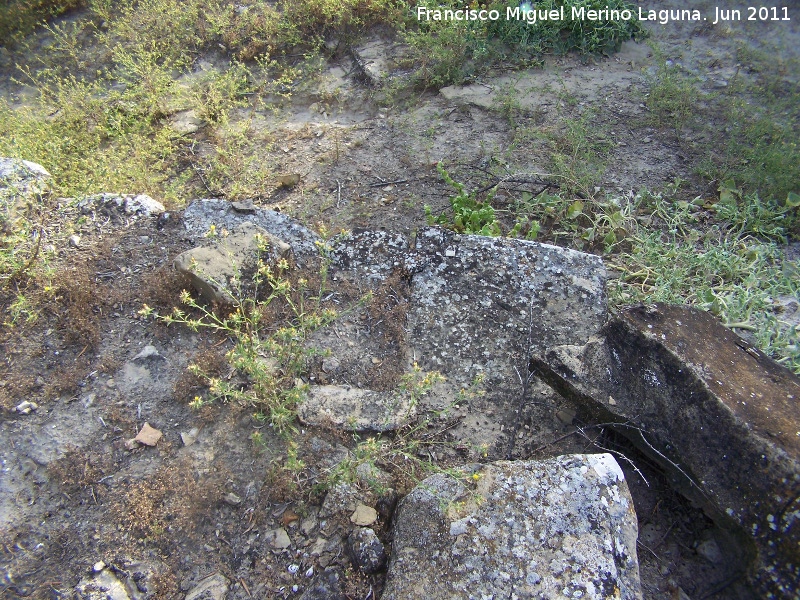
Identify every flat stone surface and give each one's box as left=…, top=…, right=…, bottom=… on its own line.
left=184, top=573, right=229, bottom=600
left=350, top=503, right=378, bottom=526
left=173, top=222, right=289, bottom=305
left=265, top=527, right=292, bottom=550
left=298, top=385, right=414, bottom=432
left=134, top=422, right=162, bottom=446
left=408, top=228, right=606, bottom=383
left=182, top=199, right=319, bottom=263
left=383, top=455, right=641, bottom=600
left=535, top=303, right=800, bottom=598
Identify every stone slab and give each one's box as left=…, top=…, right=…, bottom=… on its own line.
left=383, top=455, right=641, bottom=600
left=534, top=303, right=800, bottom=598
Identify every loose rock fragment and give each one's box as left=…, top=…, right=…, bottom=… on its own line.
left=350, top=504, right=378, bottom=526
left=265, top=527, right=292, bottom=550
left=184, top=573, right=229, bottom=600
left=14, top=400, right=38, bottom=414
left=134, top=423, right=162, bottom=446
left=348, top=527, right=387, bottom=574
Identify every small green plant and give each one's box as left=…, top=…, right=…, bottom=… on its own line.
left=645, top=52, right=701, bottom=136
left=140, top=234, right=337, bottom=434
left=404, top=0, right=645, bottom=88
left=714, top=180, right=797, bottom=242
left=426, top=164, right=501, bottom=236
left=322, top=371, right=490, bottom=497
left=608, top=190, right=800, bottom=373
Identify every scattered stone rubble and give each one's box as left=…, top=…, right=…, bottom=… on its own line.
left=177, top=198, right=800, bottom=598
left=4, top=169, right=800, bottom=597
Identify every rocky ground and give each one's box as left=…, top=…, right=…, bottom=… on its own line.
left=1, top=2, right=799, bottom=599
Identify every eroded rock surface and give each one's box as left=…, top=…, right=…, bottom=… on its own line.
left=173, top=222, right=290, bottom=305
left=408, top=227, right=606, bottom=382
left=181, top=199, right=319, bottom=262
left=534, top=303, right=800, bottom=598
left=383, top=455, right=641, bottom=600
left=298, top=384, right=414, bottom=432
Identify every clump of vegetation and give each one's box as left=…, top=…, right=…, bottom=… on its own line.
left=426, top=163, right=501, bottom=236
left=141, top=233, right=340, bottom=434
left=0, top=0, right=84, bottom=44
left=324, top=371, right=486, bottom=495
left=404, top=0, right=646, bottom=87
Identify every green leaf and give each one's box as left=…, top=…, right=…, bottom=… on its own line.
left=786, top=192, right=800, bottom=208
left=566, top=200, right=584, bottom=219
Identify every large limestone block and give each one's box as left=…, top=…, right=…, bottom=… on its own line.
left=408, top=227, right=606, bottom=384
left=534, top=303, right=800, bottom=598
left=383, top=455, right=641, bottom=600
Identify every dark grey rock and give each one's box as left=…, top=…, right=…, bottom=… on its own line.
left=348, top=527, right=386, bottom=574
left=534, top=303, right=800, bottom=598
left=383, top=455, right=641, bottom=600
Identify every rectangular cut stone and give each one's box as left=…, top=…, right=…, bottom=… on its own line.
left=536, top=303, right=800, bottom=598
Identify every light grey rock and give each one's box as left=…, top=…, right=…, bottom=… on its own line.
left=298, top=385, right=414, bottom=433
left=173, top=222, right=289, bottom=305
left=696, top=539, right=723, bottom=564
left=132, top=345, right=164, bottom=362
left=223, top=492, right=242, bottom=506
left=0, top=157, right=51, bottom=191
left=265, top=527, right=292, bottom=550
left=534, top=303, right=800, bottom=598
left=13, top=400, right=37, bottom=414
left=348, top=527, right=387, bottom=573
left=349, top=38, right=397, bottom=87
left=382, top=455, right=641, bottom=600
left=169, top=109, right=204, bottom=134
left=408, top=227, right=606, bottom=384
left=77, top=193, right=165, bottom=217
left=349, top=503, right=378, bottom=526
left=330, top=228, right=409, bottom=282
left=184, top=573, right=229, bottom=600
left=75, top=569, right=131, bottom=600
left=319, top=483, right=364, bottom=520
left=182, top=199, right=319, bottom=263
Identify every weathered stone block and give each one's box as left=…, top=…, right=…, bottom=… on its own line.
left=173, top=222, right=289, bottom=305
left=383, top=455, right=641, bottom=600
left=534, top=303, right=800, bottom=598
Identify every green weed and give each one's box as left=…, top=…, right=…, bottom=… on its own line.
left=0, top=0, right=84, bottom=44
left=404, top=0, right=645, bottom=88
left=141, top=234, right=338, bottom=435
left=426, top=163, right=501, bottom=236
